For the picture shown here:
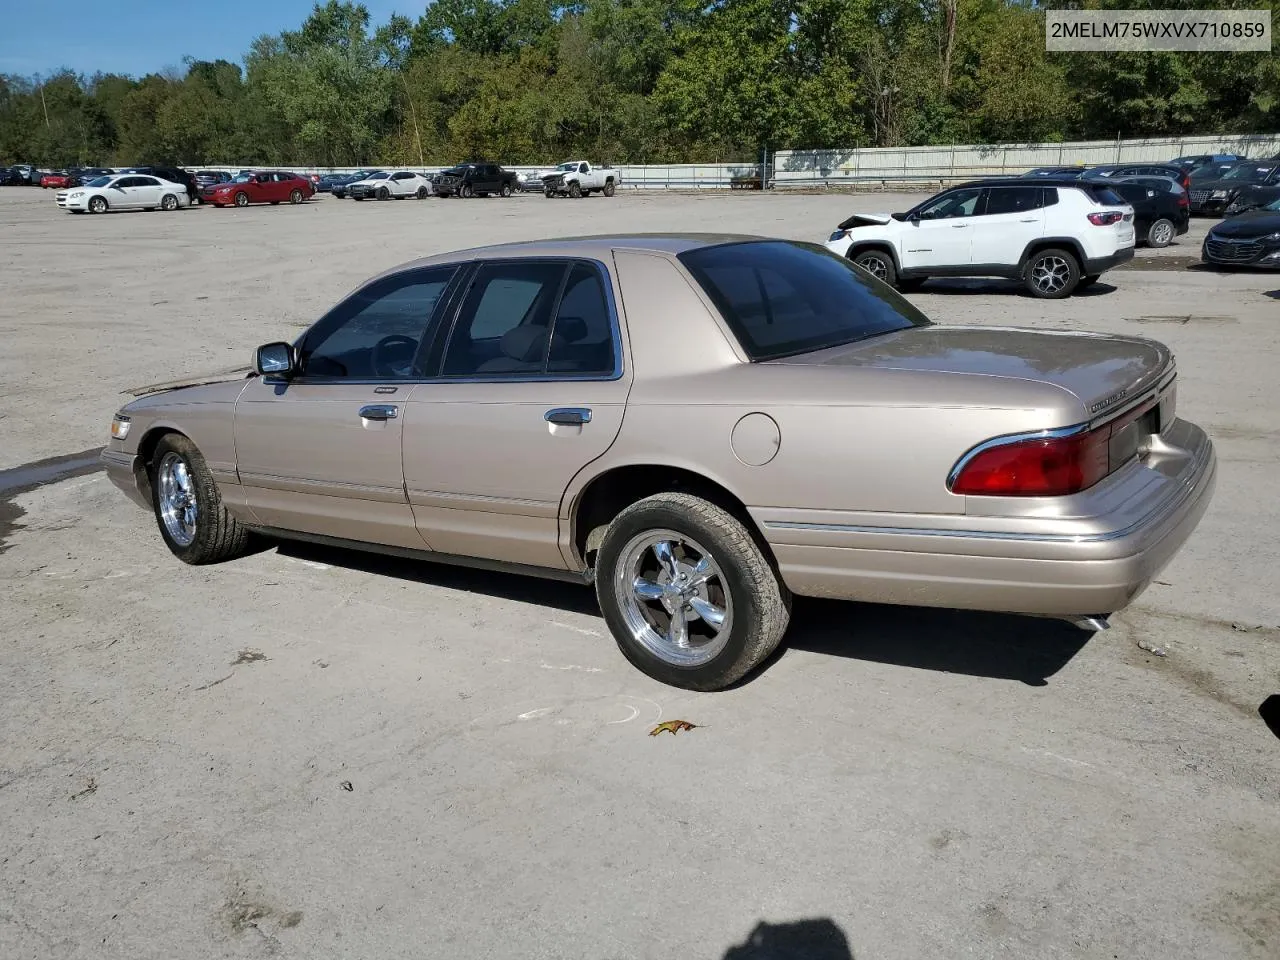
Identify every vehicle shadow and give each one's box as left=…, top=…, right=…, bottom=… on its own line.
left=914, top=279, right=1117, bottom=298
left=722, top=918, right=854, bottom=959
left=1265, top=290, right=1280, bottom=299
left=272, top=541, right=1088, bottom=684
left=1260, top=695, right=1280, bottom=742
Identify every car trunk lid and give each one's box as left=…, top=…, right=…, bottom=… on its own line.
left=780, top=325, right=1172, bottom=424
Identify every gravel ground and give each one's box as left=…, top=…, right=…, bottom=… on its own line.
left=1, top=186, right=1277, bottom=960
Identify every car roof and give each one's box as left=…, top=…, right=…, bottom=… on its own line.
left=374, top=234, right=772, bottom=278
left=958, top=177, right=1090, bottom=189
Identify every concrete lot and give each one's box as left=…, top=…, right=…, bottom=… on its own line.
left=1, top=186, right=1277, bottom=960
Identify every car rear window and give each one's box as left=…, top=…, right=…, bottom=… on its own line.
left=1081, top=184, right=1126, bottom=205
left=678, top=241, right=930, bottom=361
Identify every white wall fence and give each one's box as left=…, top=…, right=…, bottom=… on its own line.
left=199, top=133, right=1280, bottom=191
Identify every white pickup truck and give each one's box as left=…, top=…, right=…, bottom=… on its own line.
left=540, top=160, right=620, bottom=198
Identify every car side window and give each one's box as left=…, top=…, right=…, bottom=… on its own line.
left=916, top=188, right=982, bottom=219
left=579, top=163, right=588, bottom=174
left=982, top=187, right=1044, bottom=215
left=441, top=261, right=570, bottom=377
left=547, top=264, right=615, bottom=376
left=256, top=174, right=271, bottom=183
left=1115, top=184, right=1145, bottom=205
left=392, top=172, right=411, bottom=181
left=272, top=173, right=291, bottom=182
left=298, top=266, right=457, bottom=380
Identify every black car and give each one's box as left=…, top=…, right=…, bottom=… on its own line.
left=1189, top=162, right=1280, bottom=216
left=1107, top=179, right=1190, bottom=248
left=1082, top=163, right=1191, bottom=193
left=70, top=167, right=114, bottom=186
left=0, top=167, right=26, bottom=186
left=330, top=170, right=382, bottom=198
left=433, top=162, right=518, bottom=198
left=124, top=166, right=200, bottom=204
left=1202, top=199, right=1280, bottom=268
left=1019, top=165, right=1085, bottom=179
left=195, top=170, right=233, bottom=189
left=1170, top=153, right=1242, bottom=173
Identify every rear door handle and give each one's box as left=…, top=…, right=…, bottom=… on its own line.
left=359, top=404, right=398, bottom=421
left=545, top=407, right=592, bottom=426
left=1019, top=218, right=1038, bottom=223
left=952, top=224, right=968, bottom=228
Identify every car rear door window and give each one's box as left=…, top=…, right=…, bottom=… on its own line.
left=680, top=241, right=930, bottom=361
left=546, top=264, right=616, bottom=376
left=299, top=267, right=457, bottom=379
left=982, top=187, right=1045, bottom=215
left=442, top=262, right=568, bottom=376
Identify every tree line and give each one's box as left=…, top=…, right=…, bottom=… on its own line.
left=1, top=0, right=1276, bottom=169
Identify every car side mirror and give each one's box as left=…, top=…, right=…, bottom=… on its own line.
left=907, top=211, right=920, bottom=222
left=255, top=342, right=296, bottom=377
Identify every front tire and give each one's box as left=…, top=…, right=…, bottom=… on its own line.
left=234, top=191, right=249, bottom=207
left=377, top=186, right=390, bottom=200
left=88, top=196, right=108, bottom=214
left=568, top=181, right=582, bottom=199
left=851, top=249, right=897, bottom=288
left=595, top=493, right=790, bottom=691
left=1146, top=217, right=1175, bottom=248
left=149, top=434, right=251, bottom=565
left=416, top=186, right=429, bottom=199
left=1024, top=248, right=1080, bottom=298
left=461, top=183, right=473, bottom=199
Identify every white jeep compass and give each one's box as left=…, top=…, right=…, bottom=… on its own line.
left=825, top=179, right=1136, bottom=298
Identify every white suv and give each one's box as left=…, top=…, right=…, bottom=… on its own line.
left=824, top=179, right=1136, bottom=298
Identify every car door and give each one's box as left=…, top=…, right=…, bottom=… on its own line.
left=233, top=265, right=461, bottom=549
left=269, top=172, right=293, bottom=199
left=403, top=258, right=630, bottom=569
left=968, top=185, right=1048, bottom=267
left=898, top=187, right=983, bottom=270
left=390, top=171, right=414, bottom=196
left=1114, top=184, right=1153, bottom=236
left=136, top=176, right=165, bottom=207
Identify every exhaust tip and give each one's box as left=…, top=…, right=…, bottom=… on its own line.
left=1068, top=615, right=1111, bottom=632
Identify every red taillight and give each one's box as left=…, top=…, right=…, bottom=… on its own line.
left=1177, top=192, right=1189, bottom=207
left=1087, top=211, right=1124, bottom=226
left=950, top=427, right=1112, bottom=497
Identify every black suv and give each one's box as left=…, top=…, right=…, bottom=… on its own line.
left=1190, top=161, right=1280, bottom=216
left=433, top=163, right=519, bottom=198
left=1108, top=178, right=1190, bottom=247
left=123, top=166, right=200, bottom=204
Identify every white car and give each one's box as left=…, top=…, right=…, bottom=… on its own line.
left=824, top=178, right=1135, bottom=298
left=56, top=174, right=191, bottom=214
left=347, top=171, right=433, bottom=201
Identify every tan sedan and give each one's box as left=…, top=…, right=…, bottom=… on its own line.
left=102, top=235, right=1216, bottom=689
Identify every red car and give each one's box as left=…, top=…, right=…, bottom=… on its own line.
left=41, top=172, right=72, bottom=189
left=203, top=171, right=315, bottom=208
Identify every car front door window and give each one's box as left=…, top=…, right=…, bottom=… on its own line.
left=916, top=188, right=983, bottom=220
left=300, top=267, right=458, bottom=380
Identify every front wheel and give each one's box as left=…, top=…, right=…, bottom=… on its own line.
left=568, top=181, right=582, bottom=199
left=595, top=493, right=790, bottom=691
left=88, top=196, right=108, bottom=214
left=1146, top=217, right=1175, bottom=248
left=461, top=183, right=473, bottom=199
left=851, top=249, right=897, bottom=288
left=377, top=186, right=390, bottom=200
left=544, top=189, right=554, bottom=199
left=1024, top=248, right=1080, bottom=298
left=149, top=434, right=251, bottom=565
left=234, top=191, right=249, bottom=207
left=416, top=186, right=429, bottom=199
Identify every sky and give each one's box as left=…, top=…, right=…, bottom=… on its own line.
left=0, top=0, right=411, bottom=79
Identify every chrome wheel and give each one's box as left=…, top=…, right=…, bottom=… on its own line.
left=158, top=452, right=198, bottom=547
left=234, top=192, right=249, bottom=207
left=856, top=254, right=889, bottom=281
left=88, top=196, right=107, bottom=214
left=161, top=194, right=178, bottom=211
left=615, top=529, right=733, bottom=667
left=1030, top=255, right=1071, bottom=294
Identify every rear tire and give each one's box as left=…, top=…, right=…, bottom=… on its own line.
left=1146, top=217, right=1175, bottom=248
left=603, top=180, right=616, bottom=197
left=851, top=249, right=897, bottom=288
left=1024, top=248, right=1080, bottom=299
left=149, top=434, right=251, bottom=565
left=501, top=183, right=512, bottom=198
left=160, top=193, right=179, bottom=211
left=290, top=189, right=303, bottom=204
left=595, top=492, right=790, bottom=691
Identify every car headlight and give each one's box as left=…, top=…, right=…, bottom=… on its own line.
left=1211, top=190, right=1229, bottom=198
left=1265, top=232, right=1280, bottom=242
left=68, top=191, right=84, bottom=198
left=110, top=414, right=131, bottom=440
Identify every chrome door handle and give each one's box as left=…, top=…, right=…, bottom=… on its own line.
left=951, top=224, right=968, bottom=228
left=545, top=407, right=592, bottom=426
left=359, top=404, right=398, bottom=421
left=1019, top=218, right=1038, bottom=222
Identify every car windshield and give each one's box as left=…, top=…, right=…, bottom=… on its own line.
left=1221, top=165, right=1275, bottom=182
left=679, top=241, right=930, bottom=361
left=556, top=162, right=578, bottom=171
left=87, top=176, right=113, bottom=187
left=364, top=172, right=390, bottom=180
